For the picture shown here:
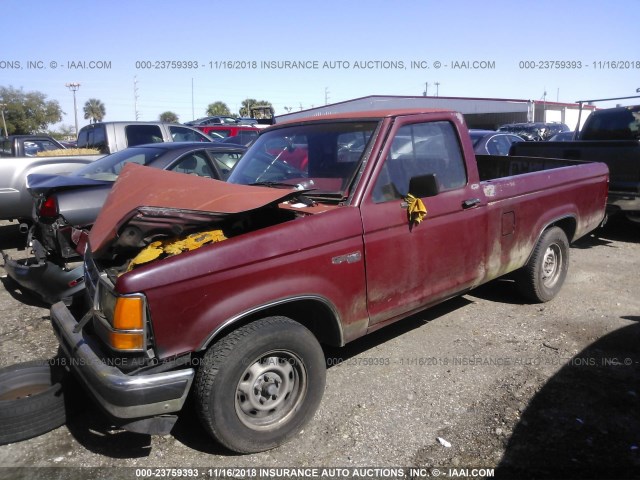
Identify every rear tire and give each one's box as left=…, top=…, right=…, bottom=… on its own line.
left=516, top=226, right=569, bottom=303
left=194, top=316, right=326, bottom=453
left=0, top=359, right=69, bottom=445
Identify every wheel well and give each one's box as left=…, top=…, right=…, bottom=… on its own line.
left=547, top=216, right=576, bottom=242
left=202, top=298, right=343, bottom=350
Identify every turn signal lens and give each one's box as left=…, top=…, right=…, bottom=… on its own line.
left=109, top=331, right=145, bottom=351
left=113, top=297, right=144, bottom=330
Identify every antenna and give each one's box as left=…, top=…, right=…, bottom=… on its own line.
left=134, top=76, right=140, bottom=120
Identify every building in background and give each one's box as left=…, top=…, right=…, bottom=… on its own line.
left=276, top=95, right=597, bottom=131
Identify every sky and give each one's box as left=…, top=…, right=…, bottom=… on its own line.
left=1, top=0, right=638, bottom=131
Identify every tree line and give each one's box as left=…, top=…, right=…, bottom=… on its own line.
left=0, top=85, right=273, bottom=137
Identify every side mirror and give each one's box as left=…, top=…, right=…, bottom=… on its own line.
left=408, top=173, right=439, bottom=198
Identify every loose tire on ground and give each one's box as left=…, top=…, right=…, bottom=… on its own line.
left=516, top=226, right=570, bottom=303
left=0, top=359, right=69, bottom=445
left=194, top=316, right=326, bottom=453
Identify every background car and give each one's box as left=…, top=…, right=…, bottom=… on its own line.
left=497, top=122, right=570, bottom=141
left=548, top=131, right=576, bottom=141
left=184, top=116, right=239, bottom=126
left=196, top=125, right=260, bottom=146
left=3, top=143, right=246, bottom=304
left=469, top=130, right=525, bottom=155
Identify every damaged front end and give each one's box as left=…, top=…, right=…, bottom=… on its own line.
left=50, top=164, right=320, bottom=431
left=85, top=163, right=308, bottom=272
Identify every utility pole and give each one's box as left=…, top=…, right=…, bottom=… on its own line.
left=325, top=87, right=330, bottom=105
left=435, top=82, right=440, bottom=97
left=65, top=82, right=81, bottom=136
left=133, top=77, right=140, bottom=120
left=0, top=103, right=8, bottom=137
left=191, top=78, right=195, bottom=120
left=423, top=82, right=429, bottom=96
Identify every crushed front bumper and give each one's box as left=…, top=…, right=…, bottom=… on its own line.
left=51, top=301, right=195, bottom=420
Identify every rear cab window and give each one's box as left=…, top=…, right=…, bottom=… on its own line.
left=125, top=125, right=164, bottom=146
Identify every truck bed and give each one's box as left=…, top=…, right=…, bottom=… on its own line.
left=509, top=140, right=640, bottom=194
left=476, top=154, right=587, bottom=181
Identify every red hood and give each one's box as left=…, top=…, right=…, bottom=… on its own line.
left=89, top=163, right=298, bottom=255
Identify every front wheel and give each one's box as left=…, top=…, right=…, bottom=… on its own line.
left=194, top=316, right=326, bottom=453
left=516, top=226, right=570, bottom=303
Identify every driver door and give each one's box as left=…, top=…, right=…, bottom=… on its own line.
left=361, top=117, right=487, bottom=328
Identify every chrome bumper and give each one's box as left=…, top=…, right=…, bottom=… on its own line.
left=51, top=302, right=195, bottom=419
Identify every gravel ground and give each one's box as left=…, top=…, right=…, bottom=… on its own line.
left=0, top=217, right=639, bottom=480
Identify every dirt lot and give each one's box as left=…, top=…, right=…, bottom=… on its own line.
left=0, top=218, right=639, bottom=479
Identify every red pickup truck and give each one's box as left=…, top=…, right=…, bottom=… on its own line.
left=50, top=109, right=608, bottom=453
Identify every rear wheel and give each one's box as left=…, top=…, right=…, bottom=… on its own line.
left=194, top=316, right=326, bottom=453
left=516, top=226, right=569, bottom=303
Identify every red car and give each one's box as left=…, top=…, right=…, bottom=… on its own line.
left=196, top=125, right=260, bottom=146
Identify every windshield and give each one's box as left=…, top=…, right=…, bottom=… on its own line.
left=227, top=121, right=377, bottom=199
left=73, top=147, right=165, bottom=181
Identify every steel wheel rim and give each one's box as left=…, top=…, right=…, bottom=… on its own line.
left=542, top=244, right=562, bottom=288
left=235, top=350, right=307, bottom=431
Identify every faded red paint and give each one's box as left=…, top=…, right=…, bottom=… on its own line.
left=97, top=110, right=608, bottom=359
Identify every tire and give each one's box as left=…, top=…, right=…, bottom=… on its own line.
left=516, top=226, right=570, bottom=303
left=0, top=359, right=69, bottom=445
left=194, top=316, right=326, bottom=453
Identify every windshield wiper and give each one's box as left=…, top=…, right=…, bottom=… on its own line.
left=250, top=181, right=298, bottom=189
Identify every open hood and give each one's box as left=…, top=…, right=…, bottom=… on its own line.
left=89, top=163, right=299, bottom=256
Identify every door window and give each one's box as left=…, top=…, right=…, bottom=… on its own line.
left=373, top=121, right=467, bottom=202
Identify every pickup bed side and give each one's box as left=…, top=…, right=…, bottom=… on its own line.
left=510, top=140, right=637, bottom=219
left=50, top=109, right=608, bottom=453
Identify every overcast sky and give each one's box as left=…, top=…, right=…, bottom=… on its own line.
left=1, top=0, right=638, bottom=128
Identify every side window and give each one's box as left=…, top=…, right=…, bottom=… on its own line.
left=77, top=129, right=88, bottom=148
left=169, top=126, right=210, bottom=142
left=169, top=151, right=215, bottom=178
left=34, top=139, right=61, bottom=152
left=93, top=127, right=107, bottom=152
left=489, top=135, right=512, bottom=156
left=125, top=125, right=163, bottom=147
left=209, top=151, right=244, bottom=179
left=78, top=125, right=107, bottom=152
left=0, top=139, right=10, bottom=157
left=373, top=121, right=467, bottom=202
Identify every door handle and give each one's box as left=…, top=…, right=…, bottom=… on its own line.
left=462, top=198, right=481, bottom=209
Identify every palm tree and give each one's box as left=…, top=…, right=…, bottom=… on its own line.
left=83, top=98, right=106, bottom=124
left=206, top=101, right=231, bottom=117
left=159, top=111, right=179, bottom=123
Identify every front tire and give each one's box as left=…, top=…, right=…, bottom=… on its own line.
left=516, top=226, right=569, bottom=303
left=194, top=316, right=326, bottom=453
